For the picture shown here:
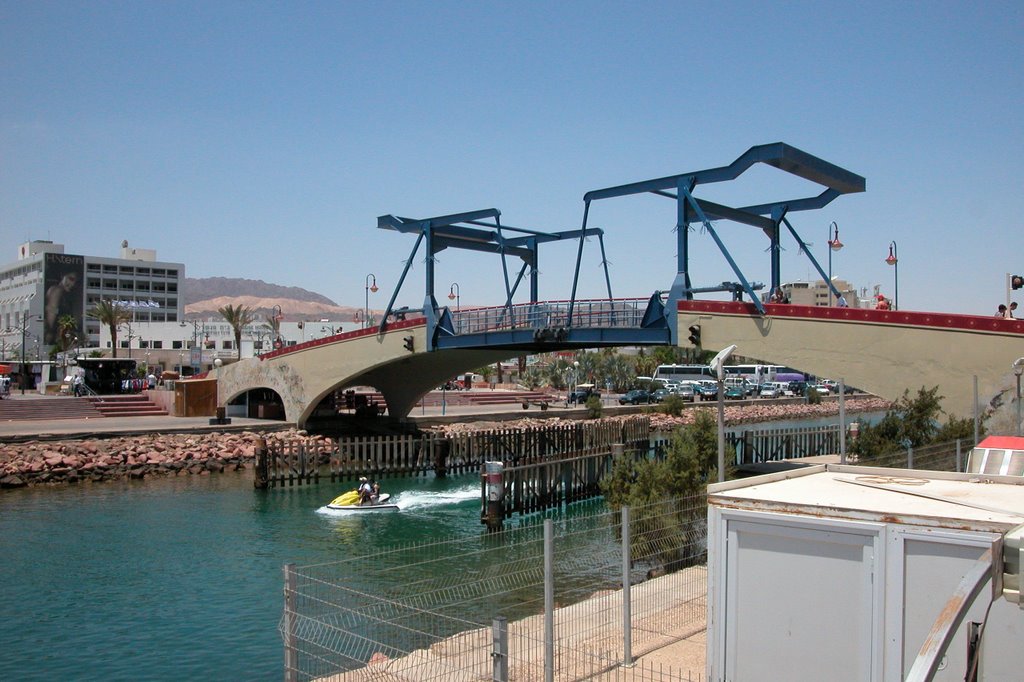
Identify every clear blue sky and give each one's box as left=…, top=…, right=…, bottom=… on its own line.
left=2, top=1, right=1021, bottom=314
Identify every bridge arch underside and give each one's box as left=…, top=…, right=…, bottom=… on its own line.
left=226, top=385, right=285, bottom=420
left=677, top=301, right=1024, bottom=420
left=215, top=323, right=549, bottom=428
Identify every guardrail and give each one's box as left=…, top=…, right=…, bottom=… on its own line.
left=450, top=298, right=650, bottom=335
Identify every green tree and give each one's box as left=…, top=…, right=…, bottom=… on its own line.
left=218, top=304, right=257, bottom=361
left=601, top=409, right=726, bottom=569
left=56, top=314, right=78, bottom=354
left=850, top=386, right=974, bottom=461
left=88, top=300, right=132, bottom=359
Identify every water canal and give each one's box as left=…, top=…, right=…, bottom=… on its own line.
left=0, top=410, right=884, bottom=681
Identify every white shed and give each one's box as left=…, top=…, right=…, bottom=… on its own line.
left=706, top=464, right=1024, bottom=681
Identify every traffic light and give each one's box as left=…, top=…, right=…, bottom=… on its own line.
left=403, top=335, right=415, bottom=352
left=1012, top=274, right=1023, bottom=290
left=687, top=324, right=701, bottom=346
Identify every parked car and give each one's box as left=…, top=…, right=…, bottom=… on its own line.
left=673, top=384, right=696, bottom=402
left=694, top=381, right=719, bottom=400
left=725, top=385, right=745, bottom=400
left=651, top=388, right=672, bottom=402
left=568, top=384, right=600, bottom=404
left=758, top=384, right=780, bottom=398
left=808, top=384, right=832, bottom=396
left=619, top=389, right=653, bottom=405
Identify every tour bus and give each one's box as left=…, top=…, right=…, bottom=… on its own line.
left=653, top=364, right=716, bottom=384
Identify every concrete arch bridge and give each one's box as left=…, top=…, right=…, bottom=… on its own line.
left=212, top=296, right=1024, bottom=429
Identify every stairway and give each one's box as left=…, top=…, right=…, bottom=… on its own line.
left=0, top=396, right=105, bottom=421
left=88, top=393, right=169, bottom=417
left=0, top=393, right=168, bottom=421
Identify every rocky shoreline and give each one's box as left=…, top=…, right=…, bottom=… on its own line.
left=0, top=396, right=890, bottom=489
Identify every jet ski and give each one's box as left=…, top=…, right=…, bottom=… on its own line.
left=326, top=489, right=398, bottom=511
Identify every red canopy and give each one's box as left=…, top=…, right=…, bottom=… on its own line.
left=0, top=363, right=11, bottom=375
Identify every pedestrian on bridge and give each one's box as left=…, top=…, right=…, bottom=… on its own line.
left=997, top=304, right=1008, bottom=317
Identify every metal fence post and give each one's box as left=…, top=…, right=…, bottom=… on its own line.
left=544, top=518, right=554, bottom=682
left=492, top=616, right=508, bottom=682
left=907, top=445, right=914, bottom=470
left=839, top=378, right=847, bottom=465
left=956, top=439, right=962, bottom=473
left=283, top=563, right=297, bottom=682
left=622, top=505, right=633, bottom=667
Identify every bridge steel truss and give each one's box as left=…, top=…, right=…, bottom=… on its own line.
left=583, top=142, right=866, bottom=333
left=375, top=143, right=865, bottom=352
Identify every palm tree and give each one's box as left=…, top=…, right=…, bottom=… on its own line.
left=218, top=304, right=256, bottom=361
left=88, top=300, right=132, bottom=358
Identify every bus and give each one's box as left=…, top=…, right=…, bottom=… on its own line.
left=653, top=364, right=716, bottom=384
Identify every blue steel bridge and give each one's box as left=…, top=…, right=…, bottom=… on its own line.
left=211, top=143, right=1024, bottom=428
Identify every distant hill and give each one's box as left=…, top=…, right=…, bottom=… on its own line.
left=184, top=277, right=337, bottom=306
left=184, top=277, right=363, bottom=321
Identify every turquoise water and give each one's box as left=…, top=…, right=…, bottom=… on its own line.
left=0, top=411, right=884, bottom=681
left=0, top=470, right=486, bottom=681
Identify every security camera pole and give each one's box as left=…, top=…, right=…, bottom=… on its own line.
left=709, top=344, right=738, bottom=483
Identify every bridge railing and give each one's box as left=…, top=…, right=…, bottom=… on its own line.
left=449, top=298, right=649, bottom=336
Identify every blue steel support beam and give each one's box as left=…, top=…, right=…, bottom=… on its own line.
left=781, top=216, right=844, bottom=302
left=378, top=231, right=425, bottom=336
left=681, top=185, right=766, bottom=316
left=583, top=143, right=865, bottom=205
left=567, top=202, right=592, bottom=327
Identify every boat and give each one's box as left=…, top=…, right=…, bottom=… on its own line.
left=326, top=489, right=399, bottom=511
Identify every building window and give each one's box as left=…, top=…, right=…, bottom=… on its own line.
left=223, top=340, right=233, bottom=350
left=172, top=340, right=183, bottom=350
left=152, top=340, right=163, bottom=349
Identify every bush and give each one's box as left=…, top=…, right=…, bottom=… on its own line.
left=806, top=388, right=822, bottom=405
left=585, top=394, right=602, bottom=419
left=657, top=394, right=687, bottom=416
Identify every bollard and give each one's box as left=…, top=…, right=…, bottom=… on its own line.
left=433, top=439, right=449, bottom=479
left=482, top=461, right=504, bottom=532
left=254, top=437, right=268, bottom=489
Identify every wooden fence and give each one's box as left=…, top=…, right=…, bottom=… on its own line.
left=255, top=417, right=651, bottom=488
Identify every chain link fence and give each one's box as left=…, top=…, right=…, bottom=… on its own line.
left=281, top=495, right=708, bottom=681
left=853, top=437, right=976, bottom=472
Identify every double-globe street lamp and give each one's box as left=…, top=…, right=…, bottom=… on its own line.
left=885, top=241, right=899, bottom=311
left=364, top=274, right=378, bottom=329
left=180, top=319, right=205, bottom=375
left=827, top=221, right=844, bottom=306
left=18, top=311, right=42, bottom=395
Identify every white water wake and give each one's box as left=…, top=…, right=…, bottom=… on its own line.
left=315, top=482, right=479, bottom=515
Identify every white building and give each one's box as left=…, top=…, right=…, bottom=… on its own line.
left=769, top=278, right=872, bottom=308
left=96, top=318, right=360, bottom=376
left=0, top=240, right=184, bottom=374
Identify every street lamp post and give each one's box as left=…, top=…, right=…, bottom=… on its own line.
left=709, top=344, right=738, bottom=483
left=271, top=305, right=283, bottom=348
left=827, top=221, right=844, bottom=306
left=19, top=312, right=41, bottom=395
left=180, top=320, right=203, bottom=375
left=448, top=282, right=461, bottom=311
left=364, top=274, right=378, bottom=329
left=885, top=241, right=899, bottom=311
